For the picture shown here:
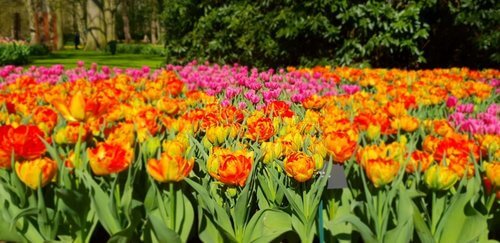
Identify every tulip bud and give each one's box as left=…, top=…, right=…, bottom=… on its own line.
left=202, top=136, right=213, bottom=150
left=313, top=153, right=324, bottom=170
left=366, top=124, right=381, bottom=141
left=144, top=137, right=161, bottom=158
left=226, top=187, right=238, bottom=197
left=262, top=142, right=283, bottom=164
left=424, top=165, right=458, bottom=191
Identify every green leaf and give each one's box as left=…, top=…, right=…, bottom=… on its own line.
left=436, top=180, right=488, bottom=242
left=412, top=203, right=434, bottom=243
left=244, top=209, right=292, bottom=243
left=80, top=172, right=121, bottom=234
left=176, top=189, right=194, bottom=242
left=149, top=212, right=182, bottom=243
left=0, top=213, right=22, bottom=242
left=336, top=214, right=377, bottom=243
left=384, top=186, right=414, bottom=243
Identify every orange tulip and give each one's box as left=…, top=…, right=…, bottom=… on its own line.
left=207, top=147, right=254, bottom=187
left=54, top=122, right=89, bottom=144
left=32, top=107, right=58, bottom=134
left=391, top=115, right=419, bottom=133
left=264, top=101, right=295, bottom=118
left=484, top=162, right=500, bottom=188
left=302, top=95, right=327, bottom=109
left=147, top=153, right=194, bottom=182
left=87, top=142, right=134, bottom=176
left=0, top=125, right=14, bottom=169
left=15, top=157, right=57, bottom=189
left=364, top=158, right=400, bottom=188
left=284, top=152, right=315, bottom=182
left=6, top=125, right=47, bottom=161
left=323, top=131, right=358, bottom=163
left=246, top=117, right=275, bottom=141
left=406, top=150, right=433, bottom=173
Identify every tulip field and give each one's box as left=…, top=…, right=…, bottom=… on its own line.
left=0, top=62, right=499, bottom=242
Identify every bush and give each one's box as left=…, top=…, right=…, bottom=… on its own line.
left=162, top=1, right=430, bottom=68
left=161, top=0, right=499, bottom=68
left=28, top=44, right=50, bottom=56
left=0, top=44, right=30, bottom=65
left=107, top=41, right=118, bottom=55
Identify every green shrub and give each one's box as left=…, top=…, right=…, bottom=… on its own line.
left=28, top=44, right=50, bottom=56
left=161, top=0, right=429, bottom=68
left=0, top=44, right=30, bottom=65
left=161, top=0, right=499, bottom=68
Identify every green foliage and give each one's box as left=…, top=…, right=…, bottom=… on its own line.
left=448, top=0, right=500, bottom=63
left=0, top=44, right=30, bottom=65
left=161, top=0, right=499, bottom=68
left=162, top=0, right=430, bottom=68
left=28, top=44, right=51, bottom=56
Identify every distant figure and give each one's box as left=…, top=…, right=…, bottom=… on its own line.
left=74, top=32, right=80, bottom=50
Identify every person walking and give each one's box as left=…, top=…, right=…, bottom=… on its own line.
left=74, top=32, right=80, bottom=50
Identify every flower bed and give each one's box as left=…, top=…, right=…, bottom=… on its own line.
left=0, top=62, right=499, bottom=242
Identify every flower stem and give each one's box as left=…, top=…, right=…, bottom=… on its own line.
left=169, top=182, right=176, bottom=230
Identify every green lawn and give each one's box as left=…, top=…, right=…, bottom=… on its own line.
left=29, top=49, right=165, bottom=69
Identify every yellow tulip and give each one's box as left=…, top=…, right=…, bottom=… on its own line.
left=15, top=158, right=57, bottom=190
left=52, top=91, right=86, bottom=122
left=424, top=165, right=458, bottom=191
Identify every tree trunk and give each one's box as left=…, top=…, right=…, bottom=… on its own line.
left=121, top=0, right=131, bottom=43
left=75, top=0, right=87, bottom=45
left=23, top=0, right=38, bottom=44
left=84, top=0, right=106, bottom=50
left=103, top=0, right=117, bottom=42
left=54, top=0, right=64, bottom=50
left=150, top=0, right=158, bottom=44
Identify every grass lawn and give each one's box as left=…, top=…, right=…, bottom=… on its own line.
left=29, top=49, right=165, bottom=69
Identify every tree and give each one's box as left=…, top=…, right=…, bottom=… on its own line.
left=84, top=0, right=106, bottom=50
left=120, top=0, right=131, bottom=43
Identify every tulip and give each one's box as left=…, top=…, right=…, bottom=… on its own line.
left=246, top=117, right=275, bottom=142
left=0, top=125, right=14, bottom=169
left=302, top=94, right=326, bottom=109
left=87, top=142, right=134, bottom=176
left=54, top=122, right=89, bottom=144
left=424, top=165, right=459, bottom=190
left=207, top=147, right=254, bottom=187
left=51, top=91, right=86, bottom=122
left=15, top=157, right=57, bottom=190
left=366, top=124, right=381, bottom=141
left=484, top=162, right=500, bottom=188
left=147, top=153, right=194, bottom=182
left=284, top=152, right=315, bottom=182
left=364, top=158, right=400, bottom=188
left=162, top=140, right=188, bottom=157
left=391, top=115, right=419, bottom=133
left=323, top=131, right=357, bottom=164
left=6, top=125, right=47, bottom=161
left=406, top=150, right=433, bottom=173
left=261, top=141, right=283, bottom=164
